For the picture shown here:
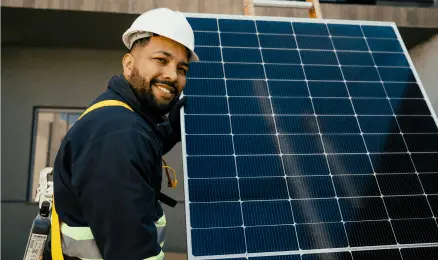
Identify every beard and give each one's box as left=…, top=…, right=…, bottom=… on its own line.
left=127, top=66, right=179, bottom=115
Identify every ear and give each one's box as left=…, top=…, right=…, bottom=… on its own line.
left=122, top=53, right=135, bottom=78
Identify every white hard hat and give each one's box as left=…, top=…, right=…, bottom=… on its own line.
left=122, top=8, right=199, bottom=62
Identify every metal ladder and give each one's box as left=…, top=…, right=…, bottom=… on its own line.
left=243, top=0, right=323, bottom=18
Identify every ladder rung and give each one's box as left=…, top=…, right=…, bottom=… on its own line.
left=253, top=0, right=313, bottom=9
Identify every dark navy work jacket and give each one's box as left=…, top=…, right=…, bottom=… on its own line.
left=51, top=74, right=179, bottom=259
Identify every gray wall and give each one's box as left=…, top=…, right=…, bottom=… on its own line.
left=1, top=47, right=188, bottom=259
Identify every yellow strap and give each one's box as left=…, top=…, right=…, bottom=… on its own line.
left=51, top=100, right=133, bottom=260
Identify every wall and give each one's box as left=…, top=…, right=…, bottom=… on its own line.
left=409, top=34, right=438, bottom=116
left=1, top=47, right=188, bottom=259
left=3, top=0, right=438, bottom=27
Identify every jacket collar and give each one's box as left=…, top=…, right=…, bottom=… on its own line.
left=107, top=74, right=166, bottom=127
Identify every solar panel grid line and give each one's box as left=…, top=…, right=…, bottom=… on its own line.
left=181, top=15, right=438, bottom=260
left=359, top=25, right=438, bottom=231
left=288, top=22, right=353, bottom=252
left=254, top=19, right=303, bottom=253
left=326, top=24, right=424, bottom=257
left=214, top=17, right=250, bottom=255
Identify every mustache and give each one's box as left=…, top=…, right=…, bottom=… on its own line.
left=151, top=79, right=176, bottom=93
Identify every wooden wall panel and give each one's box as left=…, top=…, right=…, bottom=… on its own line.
left=2, top=1, right=437, bottom=28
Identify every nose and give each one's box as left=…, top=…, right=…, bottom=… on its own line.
left=162, top=65, right=178, bottom=82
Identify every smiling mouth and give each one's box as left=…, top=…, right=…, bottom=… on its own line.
left=154, top=83, right=176, bottom=99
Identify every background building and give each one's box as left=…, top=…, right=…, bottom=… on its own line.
left=2, top=0, right=438, bottom=259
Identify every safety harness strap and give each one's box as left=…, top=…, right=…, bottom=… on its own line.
left=51, top=99, right=169, bottom=260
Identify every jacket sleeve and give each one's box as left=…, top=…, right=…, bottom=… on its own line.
left=159, top=121, right=180, bottom=155
left=71, top=128, right=162, bottom=260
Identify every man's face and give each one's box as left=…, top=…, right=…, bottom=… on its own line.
left=124, top=36, right=189, bottom=114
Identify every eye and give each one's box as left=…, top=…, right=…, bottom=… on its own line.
left=178, top=68, right=187, bottom=75
left=154, top=57, right=166, bottom=64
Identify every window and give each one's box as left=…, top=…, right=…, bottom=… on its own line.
left=29, top=107, right=84, bottom=201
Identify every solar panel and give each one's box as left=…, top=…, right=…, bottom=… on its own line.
left=180, top=13, right=438, bottom=260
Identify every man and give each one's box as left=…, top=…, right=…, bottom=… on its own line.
left=45, top=8, right=199, bottom=260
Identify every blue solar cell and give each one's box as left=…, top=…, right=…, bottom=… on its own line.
left=293, top=22, right=329, bottom=36
left=272, top=98, right=313, bottom=115
left=318, top=116, right=360, bottom=133
left=296, top=36, right=333, bottom=50
left=187, top=17, right=218, bottom=31
left=357, top=116, right=400, bottom=133
left=283, top=155, right=330, bottom=176
left=269, top=81, right=309, bottom=97
left=292, top=199, right=342, bottom=223
left=265, top=65, right=305, bottom=80
left=191, top=228, right=245, bottom=255
left=305, top=66, right=343, bottom=81
left=189, top=178, right=239, bottom=202
left=236, top=155, right=283, bottom=177
left=195, top=32, right=220, bottom=46
left=186, top=135, right=233, bottom=155
left=412, top=154, right=438, bottom=173
left=328, top=24, right=363, bottom=37
left=322, top=134, right=367, bottom=153
left=185, top=79, right=226, bottom=96
left=401, top=245, right=438, bottom=260
left=392, top=219, right=438, bottom=244
left=195, top=47, right=222, bottom=61
left=246, top=225, right=299, bottom=253
left=347, top=82, right=386, bottom=97
left=342, top=66, right=380, bottom=81
left=185, top=115, right=230, bottom=134
left=352, top=99, right=393, bottom=115
left=363, top=134, right=407, bottom=153
left=219, top=19, right=256, bottom=33
left=398, top=116, right=438, bottom=133
left=377, top=174, right=423, bottom=195
left=385, top=195, right=433, bottom=219
left=384, top=83, right=423, bottom=98
left=313, top=98, right=355, bottom=115
left=362, top=25, right=397, bottom=39
left=184, top=97, right=228, bottom=114
left=378, top=67, right=416, bottom=82
left=390, top=99, right=431, bottom=115
left=222, top=48, right=262, bottom=63
left=224, top=63, right=265, bottom=79
left=262, top=49, right=300, bottom=64
left=337, top=51, right=374, bottom=66
left=221, top=33, right=258, bottom=47
left=190, top=202, right=242, bottom=228
left=259, top=34, right=297, bottom=49
left=234, top=135, right=280, bottom=154
left=287, top=176, right=336, bottom=198
left=242, top=201, right=294, bottom=226
left=339, top=197, right=388, bottom=221
left=370, top=153, right=415, bottom=174
left=276, top=115, right=319, bottom=134
left=187, top=62, right=224, bottom=78
left=373, top=53, right=409, bottom=67
left=367, top=39, right=403, bottom=52
left=302, top=252, right=352, bottom=260
left=296, top=223, right=348, bottom=249
left=345, top=221, right=397, bottom=247
left=239, top=177, right=289, bottom=200
left=333, top=175, right=381, bottom=197
left=231, top=115, right=276, bottom=134
left=300, top=50, right=338, bottom=65
left=404, top=133, right=438, bottom=152
left=251, top=255, right=301, bottom=260
left=332, top=37, right=368, bottom=51
left=279, top=134, right=324, bottom=154
left=229, top=97, right=272, bottom=114
left=187, top=156, right=236, bottom=178
left=227, top=80, right=269, bottom=96
left=256, top=20, right=293, bottom=34
left=308, top=81, right=349, bottom=97
left=327, top=154, right=374, bottom=174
